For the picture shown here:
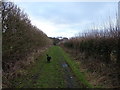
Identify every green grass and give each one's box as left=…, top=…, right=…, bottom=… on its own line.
left=12, top=46, right=93, bottom=88
left=13, top=46, right=66, bottom=88
left=32, top=46, right=66, bottom=88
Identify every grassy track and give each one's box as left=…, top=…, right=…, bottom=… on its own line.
left=12, top=46, right=92, bottom=88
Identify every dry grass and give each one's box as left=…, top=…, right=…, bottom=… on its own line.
left=2, top=45, right=51, bottom=88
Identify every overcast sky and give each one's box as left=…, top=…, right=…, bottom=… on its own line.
left=14, top=1, right=118, bottom=38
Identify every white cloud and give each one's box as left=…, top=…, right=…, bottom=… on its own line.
left=30, top=17, right=82, bottom=38
left=31, top=19, right=58, bottom=36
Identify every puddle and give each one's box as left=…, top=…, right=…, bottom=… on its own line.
left=62, top=63, right=68, bottom=68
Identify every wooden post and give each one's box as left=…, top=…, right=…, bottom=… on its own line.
left=117, top=1, right=120, bottom=85
left=118, top=1, right=120, bottom=29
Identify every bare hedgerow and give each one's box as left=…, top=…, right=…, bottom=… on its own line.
left=2, top=2, right=52, bottom=71
left=64, top=16, right=119, bottom=65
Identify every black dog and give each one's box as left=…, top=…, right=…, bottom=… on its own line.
left=46, top=54, right=51, bottom=63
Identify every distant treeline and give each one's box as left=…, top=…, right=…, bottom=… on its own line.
left=64, top=21, right=120, bottom=65
left=49, top=37, right=68, bottom=45
left=2, top=2, right=52, bottom=71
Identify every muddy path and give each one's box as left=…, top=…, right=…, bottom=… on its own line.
left=59, top=56, right=85, bottom=88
